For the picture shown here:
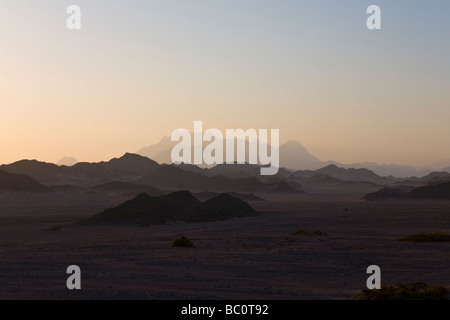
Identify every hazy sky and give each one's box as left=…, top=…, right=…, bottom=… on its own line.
left=1, top=0, right=449, bottom=166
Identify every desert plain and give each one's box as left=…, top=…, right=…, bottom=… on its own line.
left=0, top=184, right=449, bottom=300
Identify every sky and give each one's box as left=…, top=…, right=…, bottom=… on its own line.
left=0, top=0, right=449, bottom=166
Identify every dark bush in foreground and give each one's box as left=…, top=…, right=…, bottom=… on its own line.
left=173, top=236, right=193, bottom=247
left=312, top=230, right=327, bottom=236
left=398, top=232, right=450, bottom=243
left=354, top=283, right=448, bottom=300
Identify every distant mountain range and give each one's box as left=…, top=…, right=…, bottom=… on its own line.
left=0, top=153, right=301, bottom=194
left=0, top=153, right=160, bottom=187
left=137, top=137, right=450, bottom=177
left=2, top=150, right=450, bottom=197
left=138, top=138, right=323, bottom=170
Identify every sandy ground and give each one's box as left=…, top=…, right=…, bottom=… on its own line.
left=0, top=188, right=449, bottom=300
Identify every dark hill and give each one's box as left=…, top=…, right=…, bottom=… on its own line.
left=408, top=182, right=450, bottom=200
left=307, top=174, right=342, bottom=184
left=194, top=191, right=264, bottom=201
left=363, top=182, right=450, bottom=201
left=1, top=153, right=160, bottom=186
left=0, top=160, right=62, bottom=185
left=71, top=153, right=159, bottom=180
left=419, top=172, right=450, bottom=185
left=0, top=169, right=48, bottom=192
left=137, top=165, right=266, bottom=192
left=264, top=180, right=303, bottom=193
left=79, top=191, right=258, bottom=226
left=89, top=181, right=163, bottom=196
left=203, top=193, right=259, bottom=219
left=362, top=187, right=412, bottom=201
left=315, top=164, right=381, bottom=181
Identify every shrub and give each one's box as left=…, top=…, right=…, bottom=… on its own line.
left=312, top=230, right=327, bottom=236
left=354, top=283, right=448, bottom=300
left=398, top=232, right=450, bottom=243
left=172, top=236, right=194, bottom=247
left=290, top=229, right=308, bottom=236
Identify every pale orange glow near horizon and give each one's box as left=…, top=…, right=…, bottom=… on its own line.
left=1, top=1, right=449, bottom=167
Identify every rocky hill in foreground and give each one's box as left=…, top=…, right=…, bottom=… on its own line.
left=79, top=191, right=258, bottom=227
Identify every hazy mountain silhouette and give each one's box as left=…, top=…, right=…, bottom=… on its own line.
left=137, top=136, right=174, bottom=165
left=326, top=161, right=432, bottom=178
left=264, top=179, right=303, bottom=194
left=57, top=157, right=78, bottom=166
left=294, top=164, right=382, bottom=182
left=137, top=136, right=442, bottom=177
left=79, top=191, right=258, bottom=226
left=137, top=136, right=324, bottom=170
left=0, top=169, right=48, bottom=192
left=442, top=167, right=450, bottom=173
left=426, top=159, right=450, bottom=171
left=419, top=172, right=450, bottom=185
left=136, top=165, right=296, bottom=193
left=6, top=151, right=450, bottom=198
left=279, top=140, right=323, bottom=170
left=307, top=174, right=342, bottom=184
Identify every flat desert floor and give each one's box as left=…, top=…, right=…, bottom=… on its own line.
left=0, top=189, right=449, bottom=299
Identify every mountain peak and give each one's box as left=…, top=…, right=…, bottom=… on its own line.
left=111, top=153, right=158, bottom=166
left=285, top=140, right=305, bottom=146
left=57, top=156, right=78, bottom=167
left=120, top=152, right=146, bottom=159
left=315, top=164, right=380, bottom=180
left=322, top=164, right=339, bottom=170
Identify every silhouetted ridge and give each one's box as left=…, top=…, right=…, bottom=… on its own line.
left=79, top=191, right=258, bottom=226
left=0, top=169, right=48, bottom=192
left=0, top=153, right=160, bottom=186
left=408, top=182, right=450, bottom=199
left=418, top=172, right=450, bottom=185
left=362, top=187, right=413, bottom=201
left=307, top=174, right=342, bottom=184
left=89, top=181, right=163, bottom=196
left=363, top=182, right=450, bottom=200
left=137, top=165, right=267, bottom=192
left=204, top=193, right=258, bottom=218
left=314, top=164, right=380, bottom=180
left=0, top=160, right=61, bottom=185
